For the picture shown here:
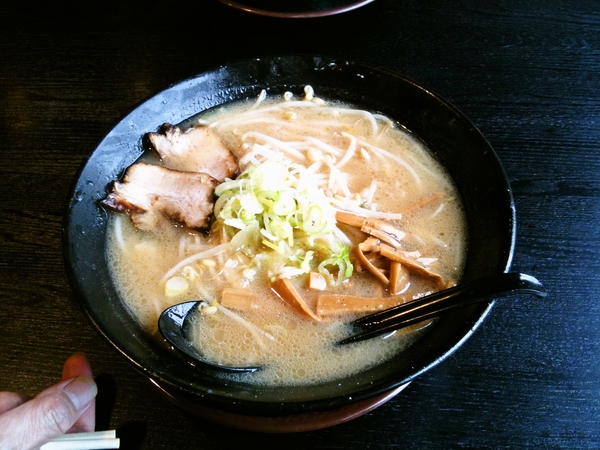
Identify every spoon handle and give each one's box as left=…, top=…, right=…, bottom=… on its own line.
left=337, top=272, right=546, bottom=345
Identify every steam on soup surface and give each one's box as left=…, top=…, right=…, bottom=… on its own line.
left=105, top=87, right=467, bottom=386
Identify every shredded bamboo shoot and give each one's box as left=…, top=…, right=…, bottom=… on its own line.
left=380, top=243, right=449, bottom=288
left=316, top=293, right=416, bottom=316
left=355, top=243, right=389, bottom=286
left=271, top=278, right=322, bottom=322
left=221, top=288, right=259, bottom=311
left=389, top=262, right=410, bottom=296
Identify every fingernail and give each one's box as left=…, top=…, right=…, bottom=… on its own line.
left=63, top=376, right=98, bottom=411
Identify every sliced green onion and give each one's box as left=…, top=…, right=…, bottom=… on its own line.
left=239, top=193, right=264, bottom=220
left=300, top=250, right=315, bottom=273
left=262, top=239, right=282, bottom=253
left=165, top=276, right=189, bottom=297
left=269, top=217, right=294, bottom=244
left=272, top=190, right=296, bottom=216
left=215, top=155, right=353, bottom=286
left=301, top=205, right=327, bottom=234
left=257, top=190, right=278, bottom=208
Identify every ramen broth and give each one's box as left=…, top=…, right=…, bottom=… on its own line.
left=106, top=88, right=467, bottom=386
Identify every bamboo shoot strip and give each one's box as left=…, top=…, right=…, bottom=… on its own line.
left=221, top=288, right=259, bottom=310
left=389, top=262, right=410, bottom=296
left=316, top=294, right=414, bottom=316
left=379, top=243, right=450, bottom=288
left=335, top=211, right=406, bottom=247
left=271, top=278, right=322, bottom=322
left=355, top=242, right=389, bottom=286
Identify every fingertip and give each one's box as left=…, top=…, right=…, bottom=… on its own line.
left=62, top=353, right=93, bottom=380
left=62, top=354, right=97, bottom=433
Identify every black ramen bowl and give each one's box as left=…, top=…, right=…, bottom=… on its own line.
left=219, top=0, right=375, bottom=18
left=63, top=55, right=514, bottom=431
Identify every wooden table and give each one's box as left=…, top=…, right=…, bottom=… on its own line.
left=1, top=0, right=598, bottom=448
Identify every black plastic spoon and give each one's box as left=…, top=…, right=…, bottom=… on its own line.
left=159, top=272, right=546, bottom=372
left=158, top=300, right=261, bottom=373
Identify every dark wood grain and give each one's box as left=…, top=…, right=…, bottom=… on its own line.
left=1, top=0, right=598, bottom=448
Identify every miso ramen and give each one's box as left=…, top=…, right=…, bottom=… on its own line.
left=104, top=86, right=467, bottom=386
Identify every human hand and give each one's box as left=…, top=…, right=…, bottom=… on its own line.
left=0, top=353, right=97, bottom=450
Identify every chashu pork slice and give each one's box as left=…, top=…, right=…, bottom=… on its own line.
left=102, top=162, right=218, bottom=231
left=146, top=124, right=239, bottom=182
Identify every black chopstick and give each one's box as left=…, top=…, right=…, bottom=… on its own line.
left=337, top=272, right=546, bottom=345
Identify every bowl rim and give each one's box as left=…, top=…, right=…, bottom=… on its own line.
left=218, top=0, right=376, bottom=18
